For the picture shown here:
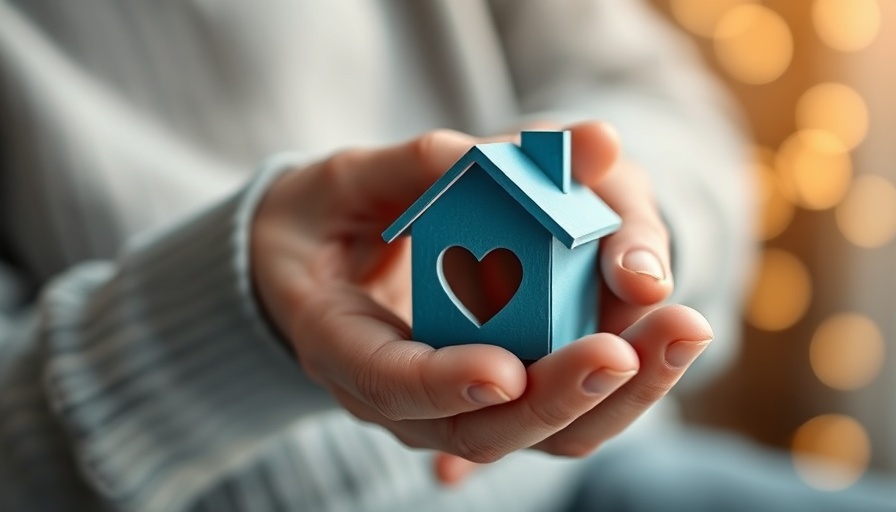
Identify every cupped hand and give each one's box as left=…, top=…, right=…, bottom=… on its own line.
left=250, top=124, right=712, bottom=487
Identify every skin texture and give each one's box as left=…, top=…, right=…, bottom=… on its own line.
left=250, top=122, right=713, bottom=486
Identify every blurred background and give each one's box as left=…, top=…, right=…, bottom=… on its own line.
left=648, top=0, right=896, bottom=492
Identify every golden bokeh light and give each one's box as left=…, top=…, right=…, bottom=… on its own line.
left=754, top=147, right=795, bottom=240
left=776, top=130, right=853, bottom=210
left=669, top=0, right=757, bottom=37
left=792, top=414, right=871, bottom=490
left=796, top=83, right=869, bottom=151
left=835, top=175, right=896, bottom=248
left=713, top=5, right=793, bottom=85
left=745, top=249, right=812, bottom=331
left=810, top=313, right=885, bottom=390
left=812, top=0, right=881, bottom=52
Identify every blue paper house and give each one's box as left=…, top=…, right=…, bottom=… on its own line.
left=382, top=131, right=621, bottom=361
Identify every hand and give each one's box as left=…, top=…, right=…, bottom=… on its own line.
left=250, top=124, right=712, bottom=486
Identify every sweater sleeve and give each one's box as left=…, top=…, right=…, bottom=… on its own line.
left=488, top=0, right=756, bottom=387
left=0, top=153, right=338, bottom=512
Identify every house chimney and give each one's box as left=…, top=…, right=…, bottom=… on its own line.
left=520, top=131, right=570, bottom=193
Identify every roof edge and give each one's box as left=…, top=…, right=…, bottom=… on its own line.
left=382, top=143, right=621, bottom=247
left=381, top=149, right=479, bottom=242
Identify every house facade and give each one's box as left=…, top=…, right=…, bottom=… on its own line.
left=382, top=132, right=620, bottom=360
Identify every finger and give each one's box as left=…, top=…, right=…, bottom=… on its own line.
left=564, top=122, right=672, bottom=306
left=296, top=287, right=527, bottom=421
left=433, top=453, right=482, bottom=486
left=568, top=121, right=622, bottom=187
left=535, top=305, right=712, bottom=456
left=400, top=333, right=639, bottom=463
left=596, top=160, right=673, bottom=306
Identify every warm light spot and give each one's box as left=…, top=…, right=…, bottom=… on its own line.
left=776, top=130, right=853, bottom=210
left=755, top=156, right=795, bottom=240
left=745, top=249, right=812, bottom=331
left=713, top=5, right=793, bottom=85
left=792, top=415, right=871, bottom=490
left=810, top=313, right=885, bottom=390
left=796, top=83, right=869, bottom=150
left=670, top=0, right=757, bottom=37
left=755, top=146, right=776, bottom=168
left=836, top=175, right=896, bottom=248
left=813, top=0, right=881, bottom=52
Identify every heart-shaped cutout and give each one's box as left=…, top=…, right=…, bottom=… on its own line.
left=438, top=246, right=523, bottom=326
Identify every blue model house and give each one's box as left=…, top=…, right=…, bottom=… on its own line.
left=382, top=131, right=621, bottom=361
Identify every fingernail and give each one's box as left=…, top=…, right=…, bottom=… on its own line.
left=464, top=383, right=512, bottom=406
left=621, top=249, right=665, bottom=281
left=664, top=340, right=711, bottom=368
left=582, top=369, right=637, bottom=396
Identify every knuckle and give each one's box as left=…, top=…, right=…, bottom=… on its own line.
left=445, top=419, right=505, bottom=464
left=322, top=149, right=364, bottom=186
left=355, top=354, right=406, bottom=421
left=521, top=399, right=572, bottom=432
left=416, top=360, right=445, bottom=413
left=454, top=441, right=503, bottom=464
left=364, top=346, right=443, bottom=419
left=412, top=129, right=452, bottom=159
left=411, top=129, right=463, bottom=174
left=627, top=379, right=670, bottom=410
left=354, top=342, right=423, bottom=422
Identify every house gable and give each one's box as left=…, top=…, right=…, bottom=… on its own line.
left=382, top=143, right=621, bottom=248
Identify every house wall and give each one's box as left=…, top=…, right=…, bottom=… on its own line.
left=550, top=238, right=599, bottom=351
left=411, top=163, right=552, bottom=360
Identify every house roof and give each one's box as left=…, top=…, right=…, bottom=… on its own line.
left=381, top=142, right=621, bottom=249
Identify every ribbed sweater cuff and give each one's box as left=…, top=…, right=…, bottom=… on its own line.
left=43, top=153, right=332, bottom=512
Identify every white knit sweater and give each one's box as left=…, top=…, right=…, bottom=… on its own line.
left=0, top=1, right=752, bottom=511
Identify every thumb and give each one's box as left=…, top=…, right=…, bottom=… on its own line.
left=332, top=130, right=478, bottom=219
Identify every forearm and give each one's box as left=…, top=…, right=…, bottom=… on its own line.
left=0, top=153, right=337, bottom=511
